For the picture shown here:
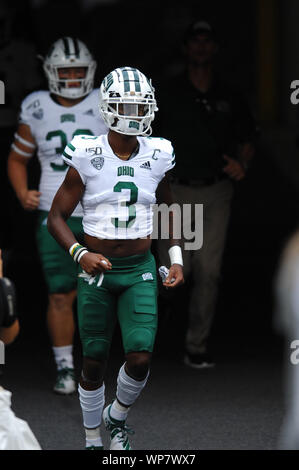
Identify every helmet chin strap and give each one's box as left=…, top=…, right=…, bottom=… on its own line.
left=50, top=79, right=89, bottom=99
left=144, top=126, right=152, bottom=137
left=58, top=86, right=86, bottom=99
left=102, top=105, right=155, bottom=137
left=114, top=118, right=152, bottom=136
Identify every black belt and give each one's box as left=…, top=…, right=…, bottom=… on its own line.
left=171, top=173, right=228, bottom=187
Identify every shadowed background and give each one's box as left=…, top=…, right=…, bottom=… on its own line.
left=0, top=0, right=297, bottom=450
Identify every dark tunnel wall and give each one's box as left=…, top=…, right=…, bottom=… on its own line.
left=0, top=0, right=296, bottom=352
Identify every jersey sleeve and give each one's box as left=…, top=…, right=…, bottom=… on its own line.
left=18, top=99, right=32, bottom=127
left=147, top=137, right=176, bottom=183
left=164, top=144, right=176, bottom=173
left=18, top=92, right=40, bottom=128
left=62, top=137, right=87, bottom=184
left=157, top=139, right=176, bottom=179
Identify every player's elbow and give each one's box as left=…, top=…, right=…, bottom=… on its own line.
left=47, top=207, right=59, bottom=236
left=7, top=153, right=17, bottom=173
left=7, top=152, right=27, bottom=177
left=8, top=151, right=28, bottom=166
left=47, top=204, right=67, bottom=235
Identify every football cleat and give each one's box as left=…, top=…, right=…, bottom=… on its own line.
left=53, top=367, right=76, bottom=395
left=102, top=403, right=134, bottom=450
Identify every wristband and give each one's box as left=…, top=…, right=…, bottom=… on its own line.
left=69, top=242, right=81, bottom=256
left=77, top=249, right=88, bottom=263
left=168, top=245, right=183, bottom=266
left=69, top=243, right=88, bottom=263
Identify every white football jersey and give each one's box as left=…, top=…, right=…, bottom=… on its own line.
left=19, top=89, right=108, bottom=215
left=62, top=134, right=175, bottom=239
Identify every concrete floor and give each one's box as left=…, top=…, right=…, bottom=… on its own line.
left=0, top=331, right=284, bottom=451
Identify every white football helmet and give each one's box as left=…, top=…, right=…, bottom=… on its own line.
left=99, top=67, right=158, bottom=136
left=43, top=37, right=97, bottom=99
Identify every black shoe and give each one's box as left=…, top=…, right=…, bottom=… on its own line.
left=184, top=352, right=215, bottom=369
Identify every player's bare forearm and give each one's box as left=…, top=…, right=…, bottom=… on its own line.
left=156, top=174, right=181, bottom=249
left=168, top=210, right=181, bottom=248
left=47, top=167, right=84, bottom=252
left=157, top=175, right=184, bottom=288
left=48, top=209, right=79, bottom=252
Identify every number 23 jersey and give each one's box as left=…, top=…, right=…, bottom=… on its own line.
left=19, top=89, right=108, bottom=216
left=62, top=134, right=176, bottom=239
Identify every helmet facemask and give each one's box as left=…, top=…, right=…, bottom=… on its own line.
left=105, top=95, right=156, bottom=135
left=45, top=63, right=96, bottom=99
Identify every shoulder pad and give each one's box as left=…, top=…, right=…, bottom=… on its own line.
left=145, top=136, right=173, bottom=156
left=20, top=91, right=48, bottom=123
left=67, top=135, right=101, bottom=155
left=21, top=90, right=48, bottom=111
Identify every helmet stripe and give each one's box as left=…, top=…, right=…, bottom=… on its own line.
left=121, top=68, right=130, bottom=92
left=121, top=67, right=141, bottom=92
left=132, top=69, right=141, bottom=92
left=67, top=37, right=76, bottom=56
left=62, top=37, right=71, bottom=57
left=105, top=72, right=114, bottom=91
left=73, top=38, right=80, bottom=58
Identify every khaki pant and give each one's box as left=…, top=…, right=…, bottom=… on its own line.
left=158, top=179, right=234, bottom=355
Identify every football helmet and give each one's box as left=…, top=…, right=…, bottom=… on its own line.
left=99, top=67, right=158, bottom=136
left=43, top=37, right=97, bottom=99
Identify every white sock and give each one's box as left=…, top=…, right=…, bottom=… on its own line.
left=110, top=363, right=149, bottom=421
left=78, top=383, right=105, bottom=429
left=85, top=426, right=103, bottom=448
left=110, top=398, right=130, bottom=422
left=53, top=345, right=74, bottom=370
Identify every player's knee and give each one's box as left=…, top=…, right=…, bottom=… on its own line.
left=82, top=337, right=110, bottom=362
left=82, top=356, right=106, bottom=384
left=125, top=329, right=153, bottom=379
left=125, top=328, right=154, bottom=355
left=47, top=273, right=75, bottom=296
left=126, top=352, right=151, bottom=379
left=49, top=293, right=70, bottom=311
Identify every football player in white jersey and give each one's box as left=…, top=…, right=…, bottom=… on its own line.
left=7, top=37, right=108, bottom=395
left=47, top=67, right=184, bottom=450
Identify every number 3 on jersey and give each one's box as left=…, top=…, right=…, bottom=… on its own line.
left=46, top=129, right=93, bottom=171
left=111, top=182, right=138, bottom=228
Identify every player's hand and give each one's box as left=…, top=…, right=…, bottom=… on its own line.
left=163, top=264, right=184, bottom=289
left=79, top=252, right=112, bottom=276
left=19, top=190, right=41, bottom=210
left=222, top=155, right=245, bottom=181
